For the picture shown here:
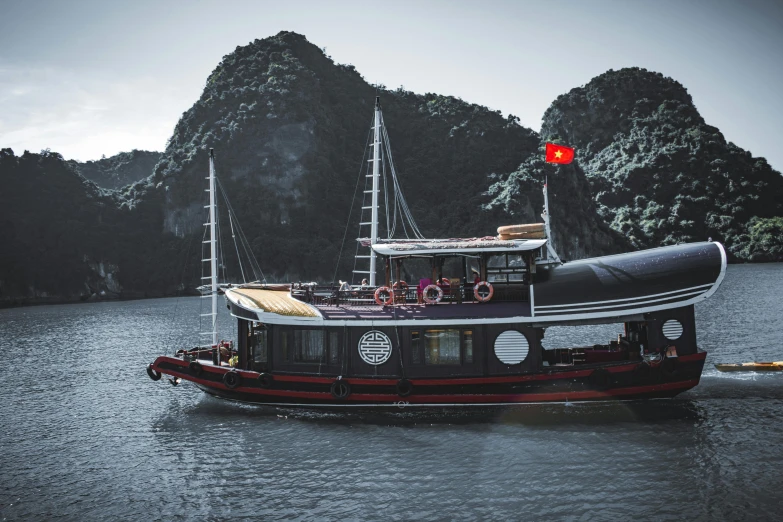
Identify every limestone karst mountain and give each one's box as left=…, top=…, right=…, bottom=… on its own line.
left=2, top=33, right=781, bottom=305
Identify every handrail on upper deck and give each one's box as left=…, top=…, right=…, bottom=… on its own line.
left=288, top=282, right=528, bottom=307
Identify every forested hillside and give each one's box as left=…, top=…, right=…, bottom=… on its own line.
left=72, top=150, right=162, bottom=189
left=2, top=32, right=781, bottom=305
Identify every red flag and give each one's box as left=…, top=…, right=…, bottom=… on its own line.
left=545, top=143, right=575, bottom=164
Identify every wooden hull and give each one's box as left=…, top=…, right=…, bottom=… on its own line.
left=151, top=352, right=706, bottom=408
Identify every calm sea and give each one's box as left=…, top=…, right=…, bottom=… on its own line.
left=1, top=264, right=782, bottom=521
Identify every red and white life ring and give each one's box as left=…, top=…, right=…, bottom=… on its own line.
left=473, top=281, right=494, bottom=302
left=374, top=286, right=394, bottom=306
left=393, top=280, right=409, bottom=291
left=422, top=284, right=444, bottom=304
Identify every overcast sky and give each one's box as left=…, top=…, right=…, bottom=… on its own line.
left=1, top=0, right=781, bottom=171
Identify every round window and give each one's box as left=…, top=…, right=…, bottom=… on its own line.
left=494, top=330, right=529, bottom=365
left=662, top=319, right=683, bottom=341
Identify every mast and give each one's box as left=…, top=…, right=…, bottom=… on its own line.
left=369, top=96, right=381, bottom=286
left=208, top=149, right=218, bottom=346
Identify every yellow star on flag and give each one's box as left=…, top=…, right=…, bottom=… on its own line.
left=554, top=149, right=563, bottom=159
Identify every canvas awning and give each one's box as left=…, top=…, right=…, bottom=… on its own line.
left=366, top=237, right=547, bottom=256
left=225, top=287, right=322, bottom=318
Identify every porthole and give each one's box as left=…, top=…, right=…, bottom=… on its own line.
left=662, top=319, right=683, bottom=341
left=494, top=330, right=529, bottom=365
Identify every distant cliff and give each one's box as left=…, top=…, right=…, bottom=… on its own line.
left=2, top=35, right=782, bottom=305
left=0, top=148, right=184, bottom=306
left=72, top=150, right=162, bottom=189
left=541, top=67, right=783, bottom=261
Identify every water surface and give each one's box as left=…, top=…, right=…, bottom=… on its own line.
left=1, top=264, right=782, bottom=520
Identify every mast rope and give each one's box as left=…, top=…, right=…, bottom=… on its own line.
left=381, top=118, right=424, bottom=239
left=228, top=211, right=246, bottom=283
left=216, top=177, right=267, bottom=284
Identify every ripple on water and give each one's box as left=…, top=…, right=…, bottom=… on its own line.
left=1, top=265, right=783, bottom=520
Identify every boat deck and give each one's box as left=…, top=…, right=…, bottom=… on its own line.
left=314, top=301, right=530, bottom=320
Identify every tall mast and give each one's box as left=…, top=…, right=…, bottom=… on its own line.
left=208, top=149, right=218, bottom=346
left=369, top=96, right=381, bottom=286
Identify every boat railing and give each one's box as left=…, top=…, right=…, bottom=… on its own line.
left=289, top=282, right=528, bottom=307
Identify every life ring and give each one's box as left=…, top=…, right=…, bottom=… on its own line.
left=589, top=368, right=611, bottom=390
left=189, top=361, right=203, bottom=377
left=393, top=280, right=409, bottom=302
left=661, top=357, right=679, bottom=380
left=146, top=364, right=162, bottom=381
left=393, top=280, right=409, bottom=292
left=257, top=372, right=274, bottom=388
left=422, top=284, right=443, bottom=304
left=223, top=370, right=241, bottom=389
left=331, top=379, right=351, bottom=399
left=473, top=281, right=494, bottom=302
left=396, top=378, right=413, bottom=397
left=374, top=286, right=394, bottom=306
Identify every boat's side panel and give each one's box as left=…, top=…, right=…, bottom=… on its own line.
left=151, top=352, right=706, bottom=406
left=531, top=241, right=726, bottom=319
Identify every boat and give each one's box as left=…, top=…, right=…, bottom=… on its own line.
left=146, top=97, right=727, bottom=408
left=714, top=362, right=783, bottom=372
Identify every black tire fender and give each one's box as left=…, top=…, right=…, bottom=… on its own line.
left=661, top=357, right=679, bottom=380
left=331, top=379, right=351, bottom=400
left=396, top=378, right=413, bottom=397
left=589, top=368, right=611, bottom=390
left=146, top=364, right=162, bottom=381
left=189, top=361, right=203, bottom=377
left=223, top=370, right=241, bottom=389
left=257, top=372, right=274, bottom=389
left=633, top=361, right=651, bottom=379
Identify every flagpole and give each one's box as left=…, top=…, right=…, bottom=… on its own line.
left=542, top=175, right=562, bottom=264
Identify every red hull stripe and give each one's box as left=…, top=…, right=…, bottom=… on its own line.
left=152, top=359, right=699, bottom=403
left=154, top=351, right=705, bottom=388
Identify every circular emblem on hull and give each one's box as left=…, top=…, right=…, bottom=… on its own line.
left=358, top=330, right=393, bottom=365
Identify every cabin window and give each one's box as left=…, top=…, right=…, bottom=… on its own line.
left=488, top=255, right=507, bottom=268
left=425, top=329, right=461, bottom=365
left=410, top=329, right=474, bottom=365
left=251, top=329, right=268, bottom=366
left=507, top=254, right=524, bottom=267
left=294, top=330, right=325, bottom=363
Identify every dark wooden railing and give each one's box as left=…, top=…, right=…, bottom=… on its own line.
left=289, top=282, right=528, bottom=308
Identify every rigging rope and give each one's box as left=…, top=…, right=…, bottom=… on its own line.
left=332, top=119, right=374, bottom=288
left=216, top=177, right=267, bottom=284
left=380, top=116, right=425, bottom=239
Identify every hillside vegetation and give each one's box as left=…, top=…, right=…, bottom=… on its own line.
left=1, top=34, right=781, bottom=304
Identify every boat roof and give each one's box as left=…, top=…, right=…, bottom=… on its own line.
left=365, top=237, right=547, bottom=256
